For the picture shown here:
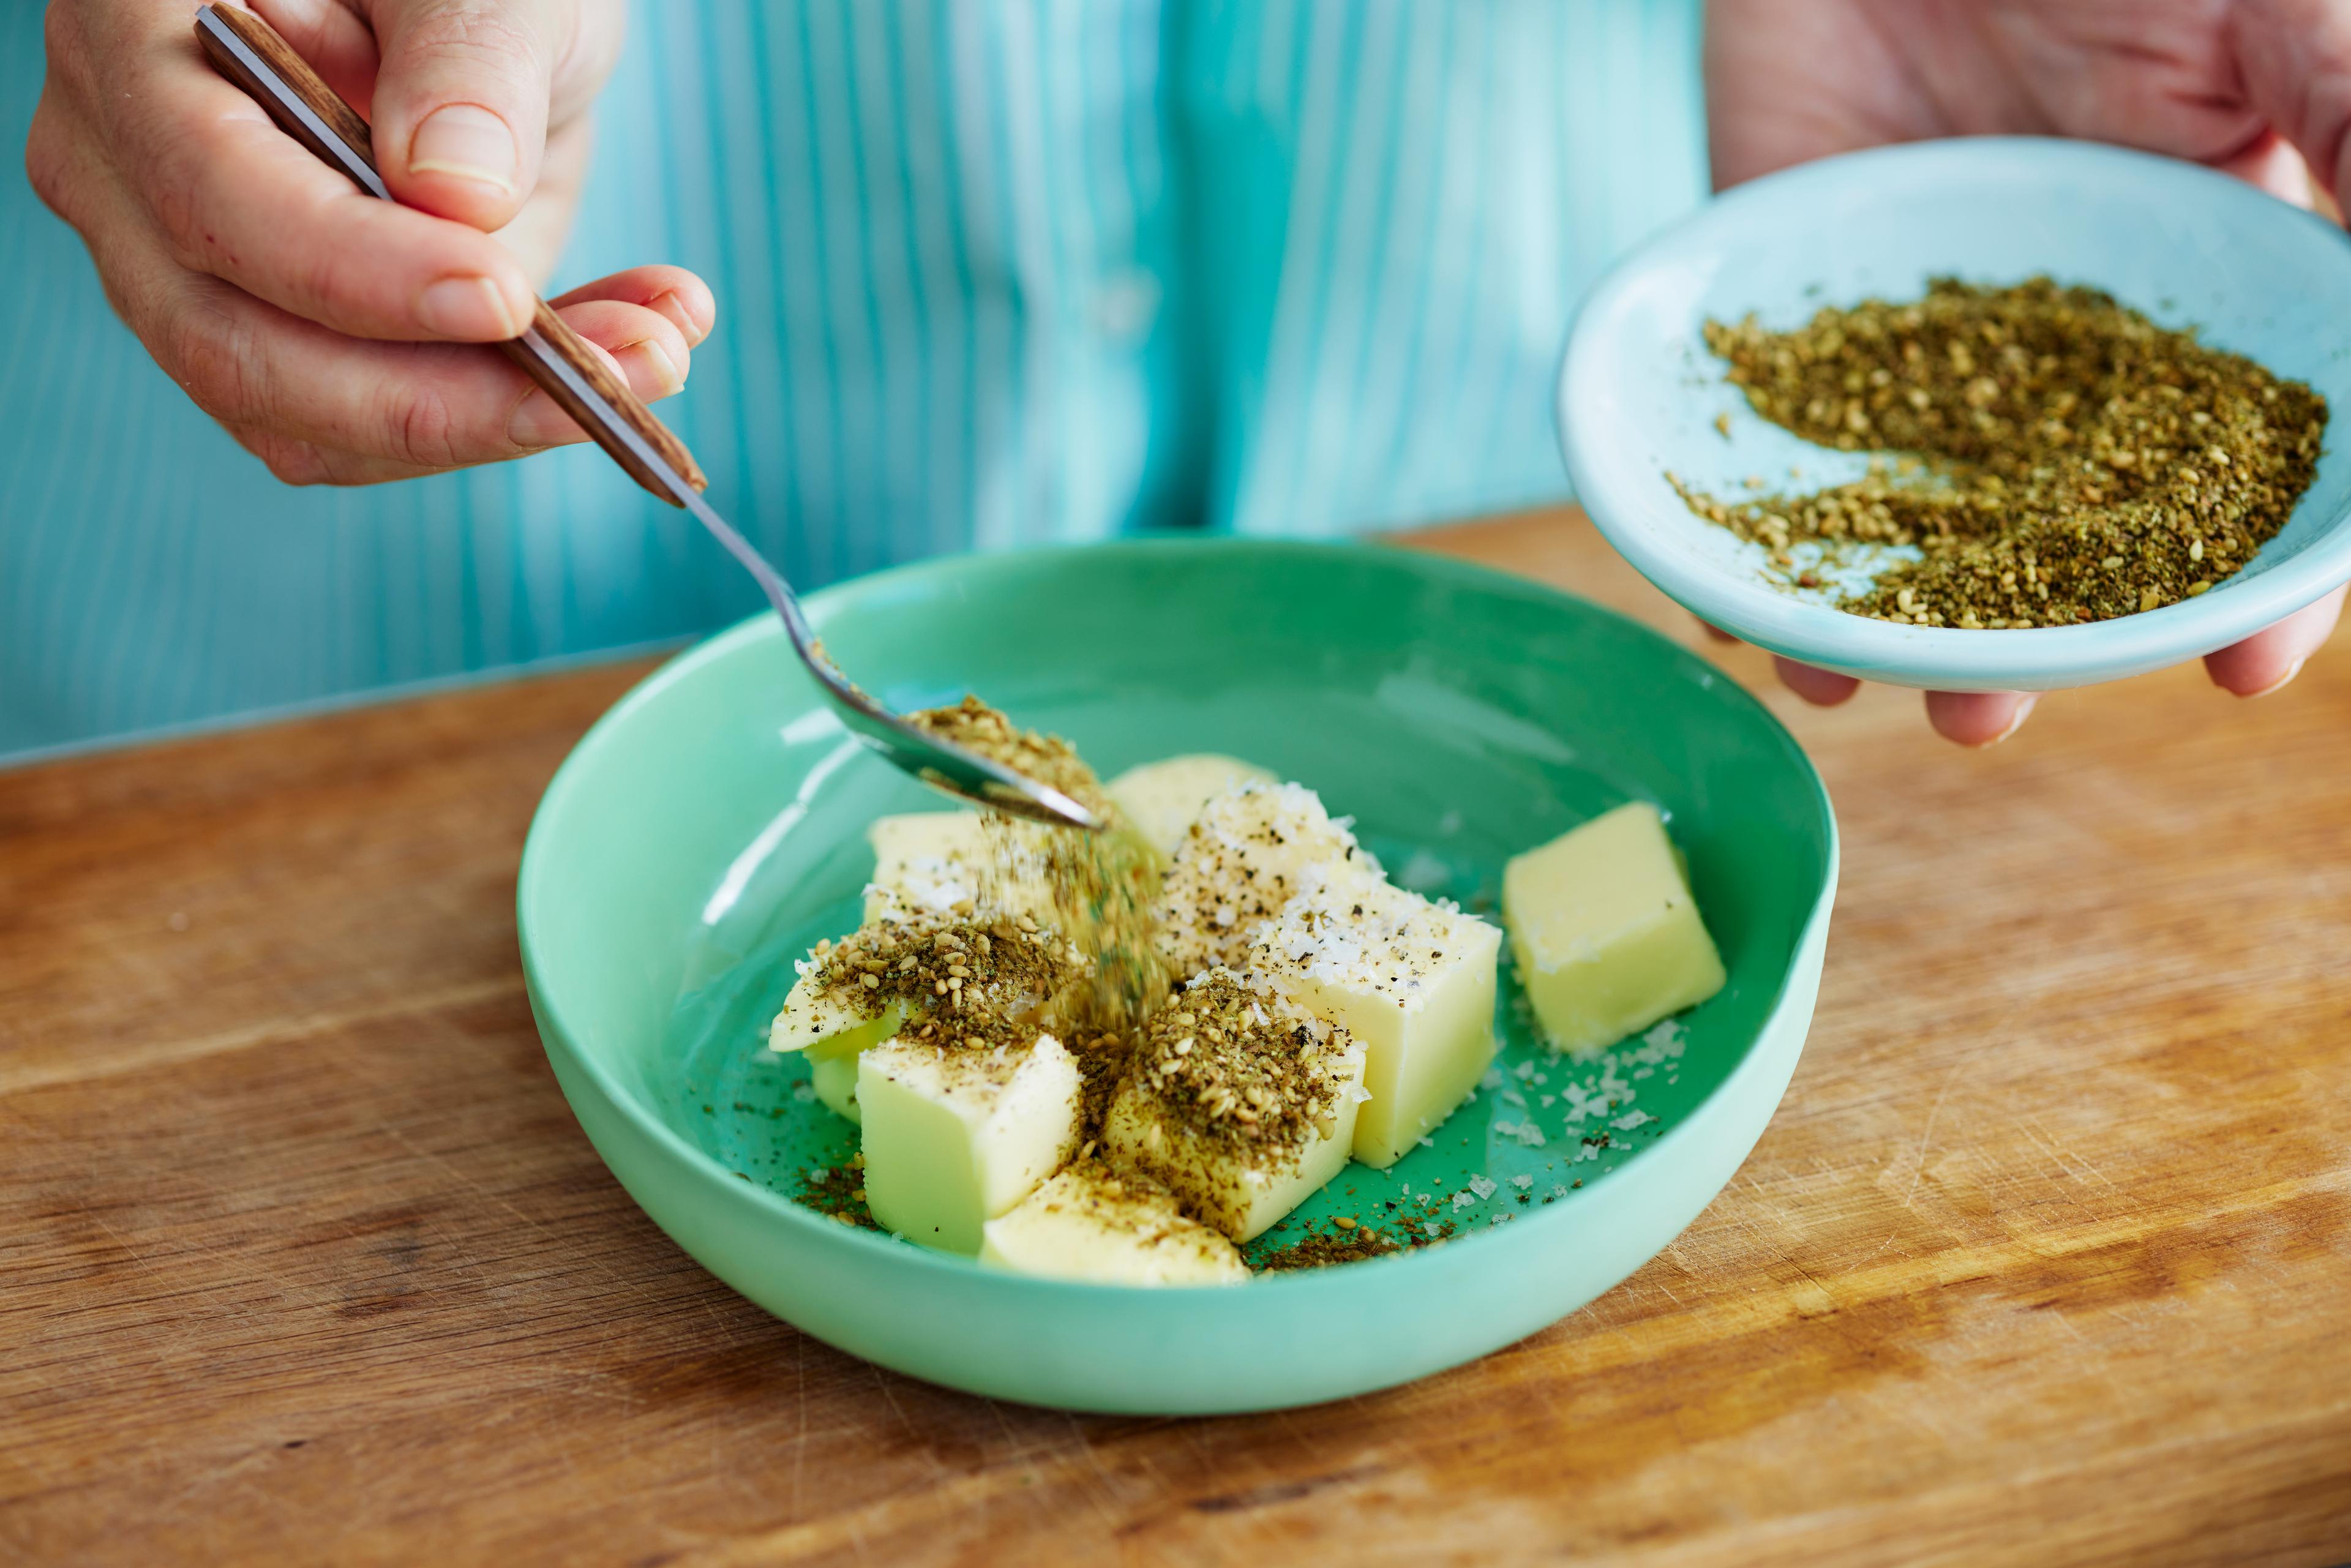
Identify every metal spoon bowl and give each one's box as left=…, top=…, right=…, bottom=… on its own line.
left=681, top=485, right=1103, bottom=830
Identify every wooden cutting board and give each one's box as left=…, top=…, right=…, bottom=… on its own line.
left=3, top=509, right=2347, bottom=1566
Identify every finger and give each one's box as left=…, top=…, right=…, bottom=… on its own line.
left=1693, top=617, right=1739, bottom=645
left=2210, top=129, right=2317, bottom=208
left=139, top=75, right=536, bottom=342
left=2232, top=0, right=2351, bottom=217
left=2202, top=585, right=2347, bottom=697
left=225, top=298, right=688, bottom=482
left=158, top=263, right=690, bottom=471
left=77, top=132, right=691, bottom=476
left=1771, top=656, right=1861, bottom=706
left=224, top=422, right=445, bottom=487
left=505, top=298, right=691, bottom=447
left=484, top=106, right=593, bottom=282
left=247, top=0, right=384, bottom=119
left=1924, top=691, right=2036, bottom=747
left=368, top=0, right=575, bottom=229
left=551, top=265, right=716, bottom=347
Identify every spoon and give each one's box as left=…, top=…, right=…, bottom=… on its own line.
left=193, top=3, right=1099, bottom=830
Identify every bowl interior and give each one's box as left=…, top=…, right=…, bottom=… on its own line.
left=519, top=540, right=1836, bottom=1408
left=1560, top=137, right=2351, bottom=692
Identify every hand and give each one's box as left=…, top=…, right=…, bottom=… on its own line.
left=26, top=0, right=713, bottom=486
left=1703, top=0, right=2350, bottom=741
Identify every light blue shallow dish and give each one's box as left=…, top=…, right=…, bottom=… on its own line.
left=1559, top=137, right=2351, bottom=692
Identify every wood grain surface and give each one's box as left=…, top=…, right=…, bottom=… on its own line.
left=4, top=510, right=2347, bottom=1567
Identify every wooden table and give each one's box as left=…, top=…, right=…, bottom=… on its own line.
left=5, top=511, right=2348, bottom=1566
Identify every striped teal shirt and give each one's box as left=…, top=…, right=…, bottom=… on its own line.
left=0, top=0, right=1707, bottom=759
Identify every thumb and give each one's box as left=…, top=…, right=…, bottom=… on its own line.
left=2232, top=0, right=2351, bottom=218
left=366, top=0, right=568, bottom=230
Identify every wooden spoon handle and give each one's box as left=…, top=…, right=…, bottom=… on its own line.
left=193, top=4, right=707, bottom=505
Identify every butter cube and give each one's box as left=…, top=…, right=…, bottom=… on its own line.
left=770, top=972, right=905, bottom=1055
left=1102, top=969, right=1364, bottom=1241
left=1106, top=754, right=1278, bottom=858
left=771, top=910, right=1081, bottom=1127
left=1248, top=878, right=1501, bottom=1168
left=808, top=1051, right=863, bottom=1123
left=980, top=1163, right=1247, bottom=1286
left=863, top=811, right=1052, bottom=925
left=1157, top=782, right=1375, bottom=975
left=1502, top=801, right=1726, bottom=1052
left=768, top=967, right=909, bottom=1123
left=858, top=1033, right=1081, bottom=1253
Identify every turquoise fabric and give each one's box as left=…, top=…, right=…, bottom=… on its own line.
left=0, top=0, right=1706, bottom=760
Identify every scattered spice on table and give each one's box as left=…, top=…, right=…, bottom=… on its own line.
left=1674, top=277, right=2327, bottom=628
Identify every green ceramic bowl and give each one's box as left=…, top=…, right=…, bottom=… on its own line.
left=519, top=540, right=1837, bottom=1414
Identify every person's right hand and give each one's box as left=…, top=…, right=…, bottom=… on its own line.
left=27, top=0, right=713, bottom=486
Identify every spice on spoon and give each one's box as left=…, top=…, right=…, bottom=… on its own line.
left=1674, top=277, right=2327, bottom=627
left=910, top=695, right=1112, bottom=818
left=910, top=695, right=1169, bottom=1026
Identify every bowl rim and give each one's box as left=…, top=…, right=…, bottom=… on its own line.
left=516, top=536, right=1840, bottom=1300
left=1558, top=135, right=2351, bottom=692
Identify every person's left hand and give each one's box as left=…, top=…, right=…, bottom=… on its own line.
left=1704, top=0, right=2349, bottom=744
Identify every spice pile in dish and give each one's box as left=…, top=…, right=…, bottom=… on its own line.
left=1674, top=277, right=2327, bottom=628
left=769, top=703, right=1730, bottom=1283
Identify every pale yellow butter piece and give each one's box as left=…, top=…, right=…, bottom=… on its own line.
left=808, top=1052, right=863, bottom=1123
left=1247, top=877, right=1500, bottom=1169
left=858, top=1033, right=1080, bottom=1254
left=980, top=1165, right=1247, bottom=1286
left=768, top=966, right=909, bottom=1124
left=772, top=809, right=1055, bottom=1122
left=770, top=971, right=904, bottom=1056
left=1101, top=970, right=1365, bottom=1242
left=863, top=811, right=1052, bottom=925
left=1157, top=782, right=1376, bottom=975
left=1106, top=754, right=1279, bottom=858
left=1502, top=801, right=1725, bottom=1053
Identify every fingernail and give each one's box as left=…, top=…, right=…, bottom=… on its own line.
left=620, top=338, right=685, bottom=398
left=1975, top=695, right=2038, bottom=748
left=649, top=291, right=708, bottom=347
left=416, top=275, right=521, bottom=339
left=2248, top=657, right=2306, bottom=697
left=408, top=103, right=519, bottom=197
left=508, top=390, right=580, bottom=449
